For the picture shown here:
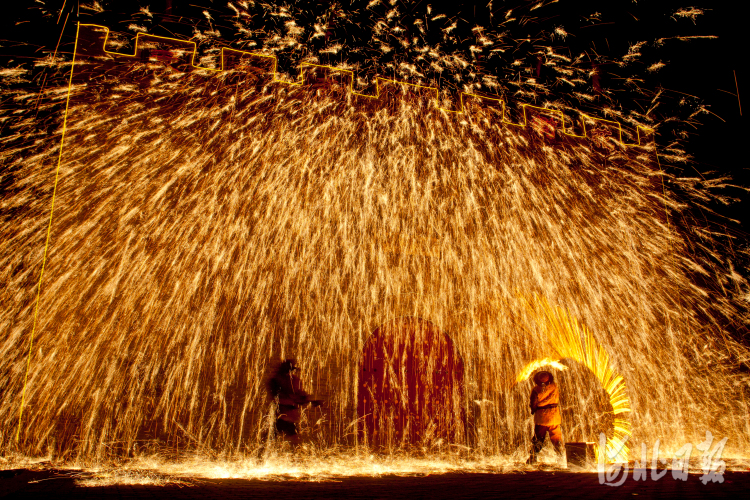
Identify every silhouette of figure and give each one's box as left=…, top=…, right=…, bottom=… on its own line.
left=527, top=370, right=562, bottom=464
left=268, top=359, right=322, bottom=446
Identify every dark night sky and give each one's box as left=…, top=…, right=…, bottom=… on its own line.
left=1, top=0, right=747, bottom=238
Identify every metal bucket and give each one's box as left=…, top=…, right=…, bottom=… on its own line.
left=565, top=442, right=596, bottom=468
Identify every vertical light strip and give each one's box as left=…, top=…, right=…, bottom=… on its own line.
left=15, top=22, right=81, bottom=445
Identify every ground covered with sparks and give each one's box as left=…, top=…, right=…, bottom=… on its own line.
left=2, top=456, right=750, bottom=500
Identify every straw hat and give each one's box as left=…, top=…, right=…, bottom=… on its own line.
left=533, top=370, right=553, bottom=385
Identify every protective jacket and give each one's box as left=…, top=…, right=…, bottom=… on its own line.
left=530, top=380, right=561, bottom=426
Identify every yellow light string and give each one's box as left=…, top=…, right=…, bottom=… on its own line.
left=81, top=24, right=653, bottom=147
left=15, top=22, right=81, bottom=445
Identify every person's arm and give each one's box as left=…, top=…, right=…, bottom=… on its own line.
left=288, top=374, right=324, bottom=406
left=290, top=374, right=314, bottom=404
left=550, top=383, right=559, bottom=404
left=530, top=389, right=539, bottom=415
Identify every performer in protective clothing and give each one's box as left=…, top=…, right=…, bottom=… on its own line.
left=526, top=370, right=562, bottom=464
left=268, top=359, right=322, bottom=445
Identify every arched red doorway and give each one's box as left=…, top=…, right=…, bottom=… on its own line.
left=357, top=317, right=465, bottom=450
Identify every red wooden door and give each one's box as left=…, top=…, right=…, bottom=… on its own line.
left=357, top=317, right=465, bottom=450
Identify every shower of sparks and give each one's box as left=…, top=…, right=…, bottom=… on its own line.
left=1, top=2, right=749, bottom=475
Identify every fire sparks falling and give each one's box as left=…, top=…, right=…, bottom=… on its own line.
left=1, top=2, right=749, bottom=474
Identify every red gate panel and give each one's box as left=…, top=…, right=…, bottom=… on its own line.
left=357, top=317, right=465, bottom=450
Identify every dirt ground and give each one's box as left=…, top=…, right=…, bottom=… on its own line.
left=1, top=467, right=749, bottom=500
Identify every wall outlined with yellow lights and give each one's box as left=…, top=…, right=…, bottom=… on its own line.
left=80, top=24, right=653, bottom=147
